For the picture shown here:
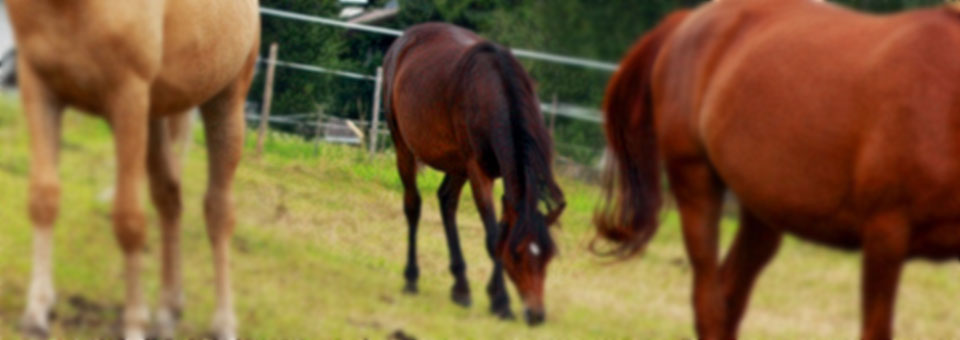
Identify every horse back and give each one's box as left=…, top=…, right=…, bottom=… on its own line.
left=387, top=24, right=506, bottom=174
left=7, top=0, right=259, bottom=115
left=657, top=0, right=960, bottom=254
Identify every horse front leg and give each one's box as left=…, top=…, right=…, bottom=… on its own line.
left=394, top=144, right=422, bottom=294
left=467, top=163, right=514, bottom=320
left=437, top=174, right=471, bottom=306
left=667, top=161, right=726, bottom=340
left=108, top=81, right=152, bottom=340
left=860, top=213, right=908, bottom=340
left=19, top=62, right=64, bottom=339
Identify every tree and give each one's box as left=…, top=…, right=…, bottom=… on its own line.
left=250, top=0, right=949, bottom=163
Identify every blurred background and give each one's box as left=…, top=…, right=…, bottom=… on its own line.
left=0, top=0, right=948, bottom=169
left=0, top=1, right=957, bottom=339
left=244, top=0, right=946, bottom=170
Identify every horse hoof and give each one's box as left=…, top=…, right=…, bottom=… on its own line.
left=20, top=319, right=49, bottom=340
left=491, top=307, right=515, bottom=320
left=450, top=290, right=471, bottom=307
left=524, top=308, right=546, bottom=326
left=20, top=310, right=51, bottom=339
left=402, top=282, right=418, bottom=294
left=210, top=309, right=237, bottom=340
left=153, top=306, right=181, bottom=339
left=206, top=330, right=237, bottom=340
left=124, top=328, right=146, bottom=340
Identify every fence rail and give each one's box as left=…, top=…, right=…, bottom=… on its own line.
left=258, top=58, right=377, bottom=81
left=256, top=6, right=608, bottom=159
left=258, top=58, right=604, bottom=123
left=260, top=7, right=619, bottom=72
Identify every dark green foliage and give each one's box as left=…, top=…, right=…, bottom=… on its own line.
left=250, top=0, right=950, bottom=163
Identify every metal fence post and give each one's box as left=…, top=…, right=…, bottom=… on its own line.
left=368, top=66, right=384, bottom=157
left=256, top=42, right=279, bottom=157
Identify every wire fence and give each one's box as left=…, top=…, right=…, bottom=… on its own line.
left=253, top=7, right=611, bottom=166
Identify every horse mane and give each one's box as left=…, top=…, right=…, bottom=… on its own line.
left=452, top=41, right=566, bottom=256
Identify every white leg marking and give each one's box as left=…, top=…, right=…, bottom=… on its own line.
left=123, top=252, right=148, bottom=340
left=210, top=243, right=236, bottom=340
left=22, top=227, right=55, bottom=337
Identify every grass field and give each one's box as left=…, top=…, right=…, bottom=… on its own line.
left=0, top=95, right=958, bottom=339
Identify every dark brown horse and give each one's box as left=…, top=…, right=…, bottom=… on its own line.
left=596, top=0, right=960, bottom=339
left=382, top=22, right=565, bottom=325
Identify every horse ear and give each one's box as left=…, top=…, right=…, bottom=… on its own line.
left=540, top=177, right=566, bottom=227
left=545, top=200, right=566, bottom=226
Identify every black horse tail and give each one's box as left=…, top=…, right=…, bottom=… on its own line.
left=452, top=41, right=566, bottom=257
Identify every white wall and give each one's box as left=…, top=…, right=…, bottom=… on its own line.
left=0, top=0, right=14, bottom=54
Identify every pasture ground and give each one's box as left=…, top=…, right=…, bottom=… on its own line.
left=0, top=95, right=957, bottom=339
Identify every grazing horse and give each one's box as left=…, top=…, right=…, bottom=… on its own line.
left=8, top=1, right=259, bottom=339
left=596, top=0, right=960, bottom=339
left=382, top=23, right=565, bottom=325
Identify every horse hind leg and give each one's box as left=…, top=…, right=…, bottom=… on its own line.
left=19, top=65, right=64, bottom=339
left=667, top=160, right=726, bottom=339
left=718, top=209, right=783, bottom=339
left=466, top=163, right=514, bottom=320
left=395, top=144, right=422, bottom=294
left=437, top=174, right=471, bottom=306
left=146, top=116, right=186, bottom=338
left=198, top=82, right=249, bottom=340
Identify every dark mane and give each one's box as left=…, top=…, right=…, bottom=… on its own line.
left=451, top=41, right=566, bottom=256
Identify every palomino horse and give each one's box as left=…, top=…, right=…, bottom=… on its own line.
left=383, top=23, right=565, bottom=325
left=8, top=1, right=259, bottom=338
left=596, top=0, right=960, bottom=339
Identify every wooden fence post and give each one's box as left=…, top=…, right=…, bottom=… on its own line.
left=256, top=42, right=279, bottom=157
left=368, top=66, right=384, bottom=157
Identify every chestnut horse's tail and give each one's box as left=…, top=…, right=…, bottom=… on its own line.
left=454, top=41, right=566, bottom=255
left=594, top=10, right=691, bottom=259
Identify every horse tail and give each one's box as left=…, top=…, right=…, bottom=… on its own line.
left=453, top=41, right=566, bottom=255
left=593, top=10, right=691, bottom=259
left=381, top=34, right=408, bottom=127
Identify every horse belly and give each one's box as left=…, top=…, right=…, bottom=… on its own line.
left=747, top=202, right=863, bottom=249
left=394, top=107, right=465, bottom=172
left=700, top=104, right=861, bottom=236
left=909, top=222, right=960, bottom=259
left=696, top=48, right=869, bottom=248
left=391, top=50, right=474, bottom=173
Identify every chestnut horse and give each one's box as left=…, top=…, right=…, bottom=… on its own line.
left=383, top=23, right=565, bottom=325
left=596, top=0, right=960, bottom=339
left=8, top=1, right=259, bottom=339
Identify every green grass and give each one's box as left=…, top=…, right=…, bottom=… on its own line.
left=0, top=95, right=958, bottom=339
